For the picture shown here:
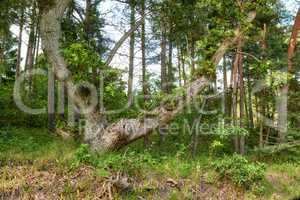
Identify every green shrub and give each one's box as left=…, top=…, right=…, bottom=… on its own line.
left=209, top=140, right=226, bottom=157
left=212, top=154, right=266, bottom=188
left=72, top=144, right=97, bottom=168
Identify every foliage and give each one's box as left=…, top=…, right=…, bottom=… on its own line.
left=253, top=143, right=300, bottom=163
left=63, top=42, right=104, bottom=81
left=215, top=125, right=249, bottom=139
left=212, top=154, right=266, bottom=188
left=71, top=144, right=97, bottom=168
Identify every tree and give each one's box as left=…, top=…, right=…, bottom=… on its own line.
left=277, top=8, right=300, bottom=142
left=16, top=7, right=24, bottom=78
left=39, top=0, right=257, bottom=152
left=127, top=0, right=136, bottom=105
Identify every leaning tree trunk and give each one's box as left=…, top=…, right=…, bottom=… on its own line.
left=39, top=0, right=256, bottom=152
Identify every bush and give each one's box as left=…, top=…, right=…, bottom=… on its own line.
left=212, top=154, right=266, bottom=188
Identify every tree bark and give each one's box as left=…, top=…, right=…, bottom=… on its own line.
left=190, top=39, right=196, bottom=76
left=48, top=65, right=56, bottom=133
left=39, top=0, right=256, bottom=152
left=160, top=25, right=168, bottom=93
left=85, top=0, right=98, bottom=88
left=238, top=41, right=245, bottom=155
left=58, top=81, right=65, bottom=119
left=25, top=2, right=37, bottom=94
left=167, top=40, right=173, bottom=92
left=16, top=8, right=24, bottom=79
left=232, top=55, right=239, bottom=152
left=180, top=48, right=187, bottom=86
left=277, top=8, right=300, bottom=142
left=140, top=0, right=150, bottom=147
left=247, top=73, right=254, bottom=129
left=223, top=55, right=231, bottom=126
left=127, top=0, right=136, bottom=105
left=177, top=46, right=182, bottom=87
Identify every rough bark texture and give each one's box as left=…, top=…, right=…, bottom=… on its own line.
left=39, top=0, right=256, bottom=152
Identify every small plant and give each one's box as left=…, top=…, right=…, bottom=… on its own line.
left=212, top=154, right=266, bottom=188
left=71, top=144, right=97, bottom=168
left=209, top=140, right=225, bottom=157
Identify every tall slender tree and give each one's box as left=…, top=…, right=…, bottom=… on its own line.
left=127, top=0, right=136, bottom=105
left=16, top=7, right=24, bottom=78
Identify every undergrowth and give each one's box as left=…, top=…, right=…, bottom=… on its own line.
left=1, top=128, right=300, bottom=199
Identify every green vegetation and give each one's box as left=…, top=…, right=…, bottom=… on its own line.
left=1, top=0, right=300, bottom=199
left=1, top=128, right=300, bottom=199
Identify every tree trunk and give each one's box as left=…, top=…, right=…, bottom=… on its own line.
left=84, top=0, right=92, bottom=42
left=167, top=40, right=173, bottom=92
left=85, top=0, right=98, bottom=88
left=160, top=25, right=168, bottom=93
left=231, top=33, right=243, bottom=153
left=277, top=8, right=300, bottom=142
left=0, top=47, right=3, bottom=67
left=140, top=0, right=149, bottom=147
left=127, top=0, right=135, bottom=105
left=238, top=41, right=245, bottom=155
left=39, top=0, right=256, bottom=152
left=223, top=55, right=230, bottom=126
left=25, top=2, right=37, bottom=94
left=232, top=48, right=239, bottom=153
left=48, top=66, right=56, bottom=133
left=190, top=39, right=196, bottom=77
left=35, top=34, right=40, bottom=64
left=180, top=48, right=187, bottom=86
left=177, top=46, right=182, bottom=87
left=16, top=8, right=24, bottom=79
left=58, top=81, right=65, bottom=119
left=247, top=73, right=254, bottom=129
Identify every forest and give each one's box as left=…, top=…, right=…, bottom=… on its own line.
left=0, top=0, right=300, bottom=199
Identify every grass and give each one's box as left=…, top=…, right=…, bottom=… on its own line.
left=0, top=127, right=300, bottom=199
left=0, top=128, right=77, bottom=168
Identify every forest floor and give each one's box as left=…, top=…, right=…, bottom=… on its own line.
left=0, top=128, right=299, bottom=200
